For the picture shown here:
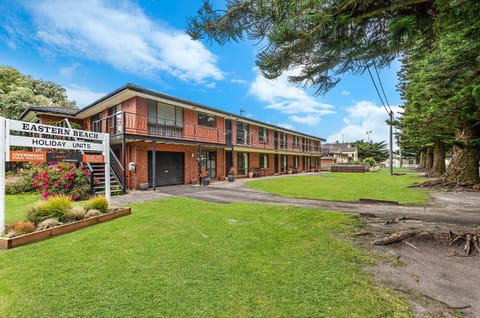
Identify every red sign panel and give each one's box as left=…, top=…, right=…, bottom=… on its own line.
left=10, top=151, right=47, bottom=162
left=82, top=154, right=105, bottom=163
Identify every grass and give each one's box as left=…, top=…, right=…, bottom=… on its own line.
left=247, top=169, right=429, bottom=205
left=0, top=197, right=412, bottom=317
left=5, top=193, right=40, bottom=224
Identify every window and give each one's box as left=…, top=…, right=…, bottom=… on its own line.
left=91, top=112, right=102, bottom=133
left=279, top=132, right=287, bottom=149
left=259, top=154, right=269, bottom=168
left=294, top=156, right=299, bottom=168
left=259, top=127, right=269, bottom=143
left=304, top=138, right=311, bottom=152
left=293, top=135, right=299, bottom=147
left=198, top=112, right=216, bottom=128
left=236, top=122, right=249, bottom=145
left=108, top=105, right=122, bottom=134
left=200, top=151, right=216, bottom=178
left=237, top=152, right=249, bottom=175
left=281, top=155, right=288, bottom=172
left=147, top=100, right=183, bottom=137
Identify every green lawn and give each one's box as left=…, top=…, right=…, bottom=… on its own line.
left=0, top=197, right=411, bottom=317
left=247, top=169, right=428, bottom=205
left=5, top=193, right=40, bottom=223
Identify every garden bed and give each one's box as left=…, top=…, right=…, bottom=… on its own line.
left=0, top=207, right=131, bottom=250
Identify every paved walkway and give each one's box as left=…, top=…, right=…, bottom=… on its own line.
left=111, top=173, right=480, bottom=225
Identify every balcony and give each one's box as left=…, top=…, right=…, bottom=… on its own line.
left=92, top=112, right=322, bottom=153
left=94, top=112, right=226, bottom=144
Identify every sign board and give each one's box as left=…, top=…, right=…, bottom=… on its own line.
left=8, top=119, right=104, bottom=141
left=0, top=117, right=111, bottom=235
left=9, top=135, right=104, bottom=151
left=9, top=151, right=46, bottom=162
left=82, top=154, right=105, bottom=163
left=47, top=151, right=82, bottom=163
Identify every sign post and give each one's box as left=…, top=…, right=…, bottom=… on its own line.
left=0, top=117, right=6, bottom=235
left=0, top=117, right=110, bottom=235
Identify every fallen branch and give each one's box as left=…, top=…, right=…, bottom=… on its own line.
left=372, top=230, right=480, bottom=256
left=371, top=231, right=415, bottom=245
left=384, top=216, right=419, bottom=225
left=350, top=231, right=373, bottom=237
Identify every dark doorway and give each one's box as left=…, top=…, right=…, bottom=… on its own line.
left=226, top=150, right=234, bottom=176
left=225, top=119, right=232, bottom=145
left=274, top=154, right=279, bottom=174
left=148, top=151, right=184, bottom=186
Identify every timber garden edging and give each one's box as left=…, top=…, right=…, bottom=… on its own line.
left=0, top=207, right=131, bottom=250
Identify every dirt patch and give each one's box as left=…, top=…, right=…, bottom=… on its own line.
left=354, top=214, right=480, bottom=317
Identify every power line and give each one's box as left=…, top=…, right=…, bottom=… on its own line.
left=373, top=62, right=392, bottom=113
left=366, top=63, right=390, bottom=115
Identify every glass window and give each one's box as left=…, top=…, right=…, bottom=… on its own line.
left=260, top=154, right=269, bottom=168
left=259, top=127, right=268, bottom=143
left=91, top=112, right=102, bottom=133
left=279, top=132, right=287, bottom=149
left=147, top=99, right=183, bottom=137
left=237, top=152, right=248, bottom=175
left=292, top=136, right=298, bottom=147
left=281, top=155, right=288, bottom=172
left=236, top=122, right=249, bottom=145
left=198, top=112, right=216, bottom=128
left=294, top=156, right=299, bottom=168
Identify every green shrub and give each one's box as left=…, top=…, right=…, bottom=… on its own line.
left=5, top=175, right=35, bottom=194
left=84, top=196, right=109, bottom=213
left=362, top=157, right=377, bottom=167
left=27, top=195, right=73, bottom=224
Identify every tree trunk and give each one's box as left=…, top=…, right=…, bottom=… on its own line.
left=425, top=147, right=433, bottom=174
left=444, top=125, right=480, bottom=185
left=418, top=149, right=426, bottom=170
left=429, top=139, right=446, bottom=177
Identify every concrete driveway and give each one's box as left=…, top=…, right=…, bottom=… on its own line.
left=111, top=174, right=480, bottom=226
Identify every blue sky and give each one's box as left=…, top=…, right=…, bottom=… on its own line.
left=0, top=0, right=402, bottom=144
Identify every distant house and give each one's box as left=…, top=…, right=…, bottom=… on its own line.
left=321, top=143, right=358, bottom=163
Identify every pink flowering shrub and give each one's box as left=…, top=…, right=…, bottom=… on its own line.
left=32, top=162, right=91, bottom=200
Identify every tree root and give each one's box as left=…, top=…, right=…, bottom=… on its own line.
left=372, top=230, right=480, bottom=256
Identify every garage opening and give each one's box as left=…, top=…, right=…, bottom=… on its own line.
left=148, top=151, right=185, bottom=186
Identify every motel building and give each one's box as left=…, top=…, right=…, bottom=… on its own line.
left=19, top=84, right=325, bottom=193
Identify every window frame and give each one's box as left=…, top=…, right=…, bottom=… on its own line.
left=198, top=112, right=216, bottom=128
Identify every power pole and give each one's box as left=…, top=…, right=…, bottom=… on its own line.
left=389, top=110, right=393, bottom=176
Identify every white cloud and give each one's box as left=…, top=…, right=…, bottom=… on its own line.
left=65, top=85, right=106, bottom=107
left=59, top=63, right=79, bottom=78
left=27, top=0, right=223, bottom=85
left=248, top=69, right=335, bottom=127
left=341, top=90, right=350, bottom=96
left=277, top=123, right=295, bottom=130
left=327, top=101, right=401, bottom=145
left=289, top=114, right=322, bottom=126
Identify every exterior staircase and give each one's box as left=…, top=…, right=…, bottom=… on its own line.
left=90, top=163, right=124, bottom=196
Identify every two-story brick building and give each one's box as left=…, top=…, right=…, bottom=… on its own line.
left=20, top=84, right=325, bottom=191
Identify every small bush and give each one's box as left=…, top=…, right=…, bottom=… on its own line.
left=63, top=207, right=86, bottom=222
left=36, top=218, right=62, bottom=231
left=5, top=176, right=35, bottom=194
left=362, top=157, right=377, bottom=168
left=27, top=195, right=73, bottom=224
left=85, top=209, right=102, bottom=218
left=5, top=221, right=36, bottom=237
left=84, top=196, right=109, bottom=213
